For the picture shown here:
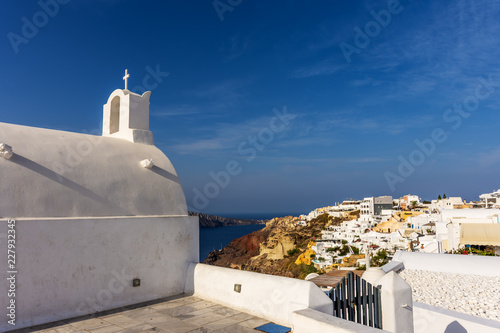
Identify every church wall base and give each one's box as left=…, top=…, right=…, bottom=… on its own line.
left=0, top=215, right=199, bottom=332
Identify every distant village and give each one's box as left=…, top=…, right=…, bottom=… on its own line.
left=295, top=189, right=500, bottom=271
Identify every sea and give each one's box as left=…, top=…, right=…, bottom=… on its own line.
left=199, top=212, right=301, bottom=261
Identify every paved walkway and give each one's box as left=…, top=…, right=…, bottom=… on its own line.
left=8, top=295, right=272, bottom=333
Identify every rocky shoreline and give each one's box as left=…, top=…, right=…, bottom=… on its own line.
left=203, top=214, right=342, bottom=278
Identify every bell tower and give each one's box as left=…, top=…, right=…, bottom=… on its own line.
left=102, top=69, right=154, bottom=145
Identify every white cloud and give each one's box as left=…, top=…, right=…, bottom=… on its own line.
left=152, top=105, right=199, bottom=117
left=351, top=78, right=383, bottom=87
left=263, top=156, right=388, bottom=165
left=172, top=139, right=226, bottom=152
left=190, top=79, right=250, bottom=110
left=291, top=59, right=342, bottom=78
left=170, top=109, right=296, bottom=154
left=478, top=147, right=500, bottom=166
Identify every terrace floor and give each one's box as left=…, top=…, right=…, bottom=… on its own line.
left=7, top=294, right=274, bottom=333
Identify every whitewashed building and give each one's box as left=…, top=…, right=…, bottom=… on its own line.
left=338, top=200, right=361, bottom=211
left=360, top=196, right=393, bottom=222
left=360, top=197, right=374, bottom=221
left=479, top=189, right=500, bottom=208
left=429, top=209, right=500, bottom=253
left=406, top=213, right=439, bottom=230
left=396, top=194, right=421, bottom=210
left=429, top=197, right=464, bottom=212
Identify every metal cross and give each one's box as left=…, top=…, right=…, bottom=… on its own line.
left=123, top=69, right=130, bottom=90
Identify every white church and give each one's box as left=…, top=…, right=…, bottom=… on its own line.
left=0, top=71, right=200, bottom=330
left=0, top=72, right=340, bottom=333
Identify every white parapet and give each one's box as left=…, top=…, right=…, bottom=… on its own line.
left=392, top=251, right=500, bottom=276
left=413, top=302, right=500, bottom=333
left=185, top=263, right=333, bottom=327
left=292, top=308, right=389, bottom=333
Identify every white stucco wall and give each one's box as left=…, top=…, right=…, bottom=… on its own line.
left=392, top=251, right=500, bottom=276
left=185, top=263, right=333, bottom=327
left=413, top=302, right=500, bottom=333
left=0, top=216, right=198, bottom=332
left=0, top=122, right=186, bottom=218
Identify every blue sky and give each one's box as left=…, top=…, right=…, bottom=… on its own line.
left=1, top=0, right=500, bottom=216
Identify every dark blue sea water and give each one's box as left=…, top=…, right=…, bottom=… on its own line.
left=198, top=212, right=302, bottom=261
left=216, top=212, right=302, bottom=220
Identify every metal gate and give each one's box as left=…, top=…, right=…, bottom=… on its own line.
left=330, top=271, right=382, bottom=329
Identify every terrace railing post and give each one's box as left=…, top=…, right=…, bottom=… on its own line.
left=377, top=271, right=414, bottom=333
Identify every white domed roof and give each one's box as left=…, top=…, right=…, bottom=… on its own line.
left=0, top=122, right=187, bottom=218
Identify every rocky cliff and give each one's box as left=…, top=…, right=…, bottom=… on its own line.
left=189, top=211, right=265, bottom=228
left=203, top=213, right=344, bottom=278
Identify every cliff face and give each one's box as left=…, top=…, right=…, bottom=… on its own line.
left=189, top=211, right=265, bottom=228
left=204, top=226, right=271, bottom=268
left=203, top=214, right=343, bottom=278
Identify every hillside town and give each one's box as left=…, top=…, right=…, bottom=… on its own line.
left=296, top=189, right=500, bottom=271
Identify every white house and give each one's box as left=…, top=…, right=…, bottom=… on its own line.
left=429, top=197, right=463, bottom=212
left=360, top=197, right=374, bottom=221
left=479, top=189, right=500, bottom=208
left=360, top=196, right=393, bottom=222
left=338, top=200, right=361, bottom=211
left=304, top=208, right=325, bottom=221
left=430, top=209, right=500, bottom=253
left=406, top=213, right=439, bottom=230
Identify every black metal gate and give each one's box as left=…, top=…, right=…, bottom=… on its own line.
left=330, top=271, right=382, bottom=329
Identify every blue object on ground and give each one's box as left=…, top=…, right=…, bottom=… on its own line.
left=255, top=323, right=291, bottom=333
